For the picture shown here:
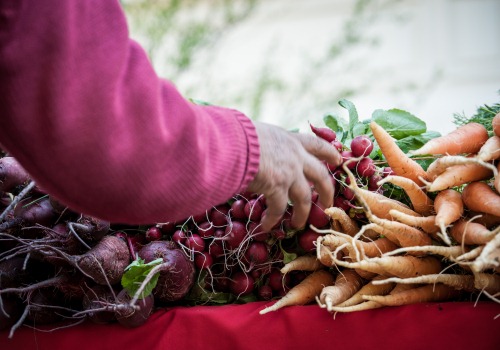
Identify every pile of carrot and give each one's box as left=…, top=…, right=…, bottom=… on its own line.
left=259, top=113, right=500, bottom=315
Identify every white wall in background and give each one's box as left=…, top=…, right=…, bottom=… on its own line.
left=172, top=0, right=500, bottom=134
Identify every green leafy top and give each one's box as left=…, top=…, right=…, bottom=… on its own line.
left=323, top=99, right=439, bottom=159
left=121, top=257, right=163, bottom=299
left=453, top=100, right=500, bottom=136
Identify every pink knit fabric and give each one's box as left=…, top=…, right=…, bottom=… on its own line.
left=0, top=0, right=260, bottom=224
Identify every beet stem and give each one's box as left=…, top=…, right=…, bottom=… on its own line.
left=129, top=262, right=166, bottom=307
left=0, top=180, right=36, bottom=222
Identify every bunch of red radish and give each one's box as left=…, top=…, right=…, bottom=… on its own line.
left=135, top=123, right=395, bottom=303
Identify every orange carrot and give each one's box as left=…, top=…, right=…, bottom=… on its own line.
left=476, top=135, right=500, bottom=161
left=434, top=189, right=464, bottom=245
left=472, top=230, right=500, bottom=273
left=335, top=275, right=395, bottom=308
left=454, top=246, right=484, bottom=263
left=281, top=255, right=323, bottom=274
left=368, top=219, right=432, bottom=250
left=462, top=182, right=500, bottom=217
left=345, top=167, right=421, bottom=220
left=354, top=268, right=378, bottom=281
left=467, top=211, right=500, bottom=229
left=426, top=155, right=497, bottom=181
left=370, top=121, right=428, bottom=186
left=378, top=175, right=434, bottom=215
left=319, top=269, right=365, bottom=310
left=410, top=122, right=489, bottom=156
left=324, top=207, right=359, bottom=236
left=493, top=112, right=500, bottom=138
left=259, top=269, right=335, bottom=314
left=332, top=254, right=442, bottom=278
left=474, top=272, right=500, bottom=294
left=426, top=162, right=493, bottom=192
left=319, top=234, right=397, bottom=260
left=363, top=283, right=461, bottom=306
left=327, top=283, right=416, bottom=313
left=373, top=274, right=476, bottom=292
left=389, top=209, right=439, bottom=235
left=317, top=244, right=337, bottom=267
left=450, top=218, right=496, bottom=245
left=381, top=244, right=469, bottom=260
left=375, top=273, right=500, bottom=296
left=495, top=162, right=500, bottom=193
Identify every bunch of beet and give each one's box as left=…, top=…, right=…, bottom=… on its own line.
left=0, top=156, right=196, bottom=337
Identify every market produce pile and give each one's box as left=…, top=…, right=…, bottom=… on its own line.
left=1, top=100, right=499, bottom=337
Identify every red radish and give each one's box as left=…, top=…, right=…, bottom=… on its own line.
left=382, top=167, right=395, bottom=177
left=331, top=140, right=343, bottom=152
left=351, top=135, right=374, bottom=157
left=158, top=221, right=176, bottom=235
left=341, top=186, right=356, bottom=201
left=244, top=241, right=269, bottom=265
left=145, top=226, right=162, bottom=241
left=368, top=174, right=383, bottom=191
left=229, top=271, right=255, bottom=296
left=268, top=268, right=291, bottom=292
left=248, top=221, right=269, bottom=241
left=307, top=202, right=330, bottom=228
left=230, top=198, right=247, bottom=219
left=208, top=240, right=225, bottom=258
left=357, top=157, right=376, bottom=177
left=224, top=220, right=247, bottom=249
left=172, top=229, right=187, bottom=245
left=197, top=221, right=215, bottom=238
left=185, top=233, right=205, bottom=252
left=210, top=205, right=230, bottom=226
left=341, top=151, right=357, bottom=169
left=194, top=252, right=214, bottom=270
left=244, top=198, right=264, bottom=221
left=310, top=123, right=337, bottom=142
left=272, top=229, right=286, bottom=240
left=334, top=195, right=351, bottom=212
left=298, top=229, right=321, bottom=252
left=191, top=211, right=207, bottom=223
left=258, top=285, right=273, bottom=300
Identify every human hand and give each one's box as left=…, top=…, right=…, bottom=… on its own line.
left=246, top=121, right=342, bottom=232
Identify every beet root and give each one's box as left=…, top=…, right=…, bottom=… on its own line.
left=77, top=235, right=130, bottom=285
left=138, top=241, right=195, bottom=303
left=114, top=289, right=154, bottom=328
left=81, top=285, right=118, bottom=325
left=0, top=157, right=30, bottom=193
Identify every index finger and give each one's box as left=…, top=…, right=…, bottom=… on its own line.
left=294, top=133, right=342, bottom=168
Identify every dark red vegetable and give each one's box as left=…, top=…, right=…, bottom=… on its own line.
left=138, top=241, right=195, bottom=303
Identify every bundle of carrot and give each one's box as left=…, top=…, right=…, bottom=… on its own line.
left=259, top=110, right=500, bottom=315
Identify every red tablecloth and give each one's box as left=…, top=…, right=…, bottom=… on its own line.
left=2, top=301, right=499, bottom=350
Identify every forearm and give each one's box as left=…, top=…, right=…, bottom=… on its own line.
left=0, top=0, right=259, bottom=224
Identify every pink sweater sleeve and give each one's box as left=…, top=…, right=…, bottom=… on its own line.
left=0, top=0, right=260, bottom=224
